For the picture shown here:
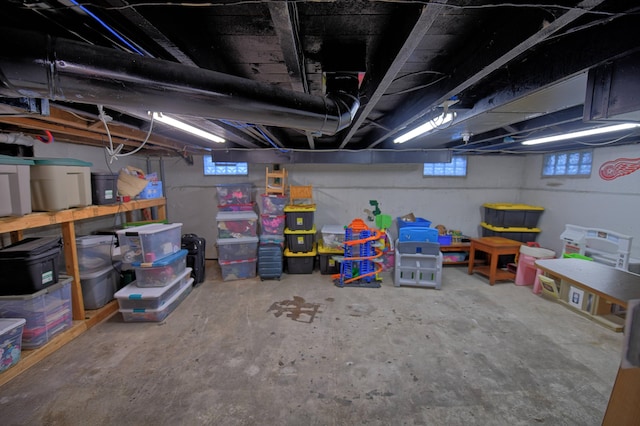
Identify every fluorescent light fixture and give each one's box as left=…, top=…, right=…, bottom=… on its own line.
left=394, top=112, right=454, bottom=144
left=151, top=112, right=225, bottom=143
left=521, top=123, right=640, bottom=146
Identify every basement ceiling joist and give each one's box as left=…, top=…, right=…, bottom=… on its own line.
left=0, top=1, right=639, bottom=161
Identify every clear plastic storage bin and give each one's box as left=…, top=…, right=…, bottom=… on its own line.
left=216, top=211, right=258, bottom=238
left=219, top=258, right=257, bottom=281
left=116, top=223, right=183, bottom=263
left=0, top=277, right=72, bottom=349
left=115, top=268, right=191, bottom=310
left=76, top=235, right=117, bottom=273
left=131, top=249, right=188, bottom=287
left=0, top=318, right=26, bottom=372
left=79, top=262, right=122, bottom=309
left=215, top=183, right=252, bottom=206
left=119, top=276, right=193, bottom=322
left=217, top=237, right=258, bottom=261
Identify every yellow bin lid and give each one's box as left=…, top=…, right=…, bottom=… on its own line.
left=284, top=244, right=317, bottom=257
left=284, top=204, right=316, bottom=212
left=482, top=203, right=544, bottom=211
left=481, top=222, right=541, bottom=232
left=284, top=225, right=316, bottom=235
left=317, top=240, right=343, bottom=254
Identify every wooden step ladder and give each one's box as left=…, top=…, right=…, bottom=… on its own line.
left=265, top=167, right=287, bottom=196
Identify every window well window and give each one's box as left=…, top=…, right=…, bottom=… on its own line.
left=423, top=156, right=467, bottom=176
left=203, top=157, right=248, bottom=176
left=542, top=150, right=592, bottom=177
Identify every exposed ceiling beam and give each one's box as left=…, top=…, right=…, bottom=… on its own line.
left=268, top=2, right=316, bottom=149
left=366, top=0, right=608, bottom=149
left=103, top=0, right=198, bottom=66
left=338, top=1, right=448, bottom=149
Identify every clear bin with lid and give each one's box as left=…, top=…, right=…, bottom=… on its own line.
left=131, top=249, right=188, bottom=287
left=116, top=223, right=183, bottom=264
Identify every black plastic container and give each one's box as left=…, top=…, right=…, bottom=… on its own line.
left=0, top=237, right=63, bottom=295
left=91, top=172, right=118, bottom=205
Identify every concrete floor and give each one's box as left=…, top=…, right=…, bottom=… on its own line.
left=0, top=262, right=623, bottom=425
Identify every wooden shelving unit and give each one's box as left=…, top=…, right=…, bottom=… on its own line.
left=0, top=198, right=167, bottom=386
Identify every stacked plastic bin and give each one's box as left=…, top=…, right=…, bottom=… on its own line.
left=318, top=225, right=345, bottom=275
left=258, top=194, right=287, bottom=280
left=215, top=183, right=258, bottom=281
left=481, top=203, right=544, bottom=242
left=115, top=223, right=192, bottom=321
left=283, top=188, right=316, bottom=274
left=76, top=235, right=122, bottom=310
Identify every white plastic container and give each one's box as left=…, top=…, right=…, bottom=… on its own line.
left=115, top=267, right=191, bottom=310
left=119, top=276, right=194, bottom=322
left=0, top=155, right=34, bottom=217
left=76, top=235, right=117, bottom=273
left=30, top=158, right=92, bottom=211
left=116, top=223, right=183, bottom=264
left=321, top=225, right=346, bottom=250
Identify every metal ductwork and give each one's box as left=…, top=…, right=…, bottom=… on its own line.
left=0, top=28, right=360, bottom=136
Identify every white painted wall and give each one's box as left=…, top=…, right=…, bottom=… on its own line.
left=520, top=144, right=640, bottom=258
left=161, top=155, right=527, bottom=258
left=24, top=141, right=640, bottom=263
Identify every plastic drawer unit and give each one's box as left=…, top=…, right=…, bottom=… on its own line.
left=0, top=277, right=73, bottom=349
left=0, top=154, right=34, bottom=217
left=116, top=223, right=183, bottom=264
left=29, top=157, right=92, bottom=211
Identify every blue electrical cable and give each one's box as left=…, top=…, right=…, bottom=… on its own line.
left=70, top=0, right=145, bottom=56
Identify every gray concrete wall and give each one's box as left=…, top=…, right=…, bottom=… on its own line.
left=519, top=144, right=640, bottom=259
left=161, top=155, right=527, bottom=258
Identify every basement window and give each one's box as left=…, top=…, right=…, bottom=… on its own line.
left=423, top=156, right=467, bottom=176
left=542, top=150, right=592, bottom=177
left=203, top=157, right=248, bottom=176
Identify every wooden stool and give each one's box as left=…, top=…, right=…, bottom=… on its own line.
left=468, top=236, right=522, bottom=285
left=265, top=167, right=287, bottom=196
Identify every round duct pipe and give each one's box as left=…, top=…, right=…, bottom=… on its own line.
left=0, top=28, right=359, bottom=136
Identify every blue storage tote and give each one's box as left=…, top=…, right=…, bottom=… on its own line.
left=138, top=180, right=163, bottom=199
left=398, top=227, right=438, bottom=243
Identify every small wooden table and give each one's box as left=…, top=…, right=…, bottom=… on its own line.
left=468, top=237, right=523, bottom=285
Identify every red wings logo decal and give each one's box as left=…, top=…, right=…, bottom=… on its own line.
left=599, top=157, right=640, bottom=180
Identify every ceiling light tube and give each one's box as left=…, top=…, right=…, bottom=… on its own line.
left=151, top=112, right=225, bottom=143
left=521, top=123, right=640, bottom=146
left=394, top=112, right=454, bottom=144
